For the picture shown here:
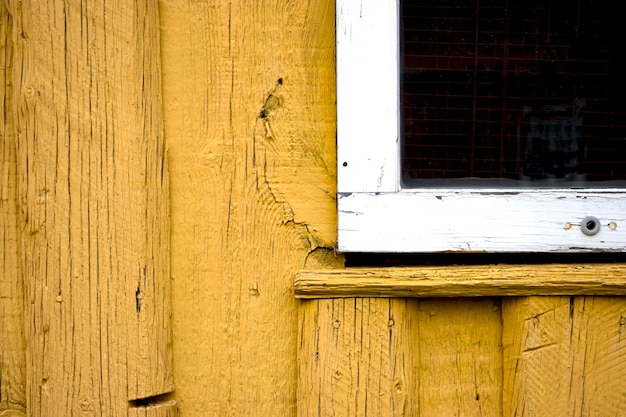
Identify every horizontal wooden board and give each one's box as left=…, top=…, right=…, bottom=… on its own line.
left=295, top=264, right=626, bottom=298
left=338, top=190, right=626, bottom=252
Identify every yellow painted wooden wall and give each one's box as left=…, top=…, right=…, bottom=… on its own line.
left=2, top=1, right=626, bottom=416
left=159, top=0, right=342, bottom=415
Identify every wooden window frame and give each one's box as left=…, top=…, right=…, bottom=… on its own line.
left=336, top=0, right=626, bottom=253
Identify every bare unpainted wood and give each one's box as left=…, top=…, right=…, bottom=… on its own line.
left=128, top=400, right=178, bottom=417
left=297, top=298, right=419, bottom=416
left=159, top=0, right=339, bottom=415
left=0, top=3, right=26, bottom=415
left=295, top=265, right=626, bottom=298
left=503, top=296, right=626, bottom=416
left=10, top=0, right=173, bottom=414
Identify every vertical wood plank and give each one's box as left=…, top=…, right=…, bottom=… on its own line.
left=502, top=296, right=574, bottom=416
left=569, top=297, right=626, bottom=416
left=417, top=298, right=503, bottom=417
left=297, top=298, right=419, bottom=417
left=503, top=296, right=626, bottom=416
left=0, top=2, right=26, bottom=415
left=10, top=0, right=173, bottom=414
left=159, top=0, right=338, bottom=415
left=389, top=299, right=420, bottom=416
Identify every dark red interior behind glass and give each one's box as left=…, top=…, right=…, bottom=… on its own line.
left=401, top=0, right=626, bottom=184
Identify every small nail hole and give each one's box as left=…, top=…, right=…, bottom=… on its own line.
left=342, top=162, right=348, bottom=167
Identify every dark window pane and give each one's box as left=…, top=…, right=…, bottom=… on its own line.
left=401, top=0, right=626, bottom=186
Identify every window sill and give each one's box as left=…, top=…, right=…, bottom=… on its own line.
left=294, top=264, right=626, bottom=298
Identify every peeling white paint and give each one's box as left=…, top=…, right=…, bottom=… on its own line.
left=336, top=0, right=626, bottom=253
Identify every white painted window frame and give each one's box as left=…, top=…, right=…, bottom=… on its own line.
left=336, top=0, right=626, bottom=253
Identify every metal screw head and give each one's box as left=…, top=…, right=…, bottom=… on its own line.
left=581, top=216, right=601, bottom=236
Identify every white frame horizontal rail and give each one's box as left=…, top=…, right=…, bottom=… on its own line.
left=336, top=0, right=626, bottom=253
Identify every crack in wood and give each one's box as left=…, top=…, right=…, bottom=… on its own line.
left=128, top=392, right=175, bottom=408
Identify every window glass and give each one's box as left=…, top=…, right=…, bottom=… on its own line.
left=401, top=0, right=626, bottom=187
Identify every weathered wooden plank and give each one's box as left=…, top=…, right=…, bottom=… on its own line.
left=503, top=296, right=626, bottom=416
left=569, top=297, right=626, bottom=416
left=417, top=299, right=502, bottom=416
left=503, top=297, right=578, bottom=416
left=297, top=298, right=419, bottom=417
left=159, top=0, right=339, bottom=415
left=10, top=0, right=173, bottom=414
left=338, top=189, right=626, bottom=253
left=0, top=3, right=26, bottom=415
left=297, top=298, right=502, bottom=417
left=295, top=265, right=626, bottom=298
left=388, top=299, right=420, bottom=416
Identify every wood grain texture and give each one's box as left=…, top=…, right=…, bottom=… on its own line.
left=417, top=298, right=502, bottom=416
left=503, top=296, right=626, bottom=416
left=128, top=401, right=178, bottom=417
left=298, top=298, right=502, bottom=417
left=295, top=265, right=626, bottom=298
left=570, top=297, right=626, bottom=416
left=503, top=297, right=575, bottom=417
left=158, top=0, right=339, bottom=415
left=297, top=298, right=419, bottom=417
left=0, top=3, right=26, bottom=415
left=10, top=0, right=173, bottom=414
left=338, top=189, right=626, bottom=253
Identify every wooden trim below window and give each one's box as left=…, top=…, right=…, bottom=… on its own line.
left=295, top=264, right=626, bottom=298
